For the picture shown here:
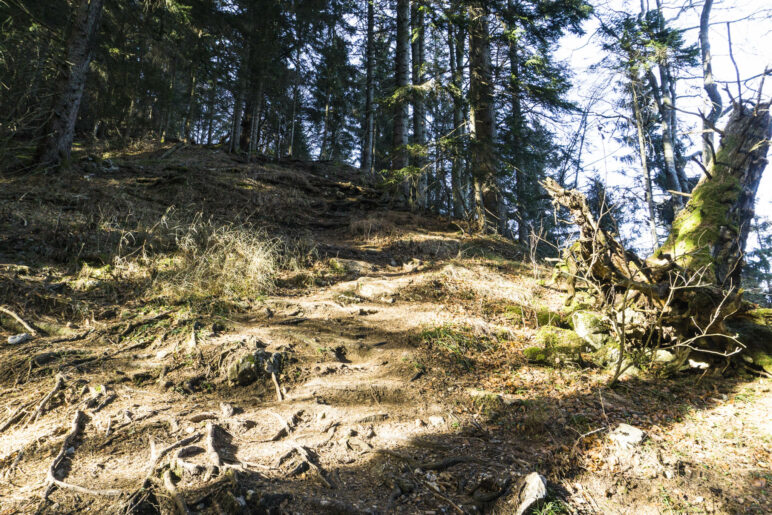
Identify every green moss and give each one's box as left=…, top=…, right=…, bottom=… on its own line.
left=534, top=326, right=585, bottom=349
left=523, top=346, right=549, bottom=362
left=654, top=136, right=743, bottom=276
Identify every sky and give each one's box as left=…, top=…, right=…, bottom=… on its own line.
left=554, top=0, right=772, bottom=251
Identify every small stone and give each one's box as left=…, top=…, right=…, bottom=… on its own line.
left=220, top=402, right=235, bottom=418
left=185, top=426, right=194, bottom=434
left=665, top=470, right=673, bottom=479
left=317, top=412, right=326, bottom=421
left=415, top=419, right=426, bottom=427
left=428, top=416, right=445, bottom=426
left=7, top=333, right=32, bottom=345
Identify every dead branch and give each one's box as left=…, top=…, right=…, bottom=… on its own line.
left=0, top=305, right=39, bottom=335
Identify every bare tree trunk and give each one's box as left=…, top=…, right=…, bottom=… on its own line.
left=183, top=69, right=198, bottom=143
left=36, top=0, right=104, bottom=168
left=412, top=1, right=427, bottom=209
left=448, top=19, right=466, bottom=219
left=630, top=78, right=660, bottom=251
left=700, top=0, right=722, bottom=168
left=360, top=0, right=375, bottom=174
left=467, top=1, right=497, bottom=232
left=392, top=0, right=410, bottom=175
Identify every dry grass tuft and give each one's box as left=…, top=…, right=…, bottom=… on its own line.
left=147, top=212, right=279, bottom=302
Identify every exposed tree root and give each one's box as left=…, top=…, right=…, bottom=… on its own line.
left=373, top=448, right=480, bottom=471
left=163, top=469, right=190, bottom=515
left=37, top=410, right=123, bottom=513
left=30, top=374, right=65, bottom=425
left=120, top=433, right=202, bottom=513
left=0, top=399, right=35, bottom=433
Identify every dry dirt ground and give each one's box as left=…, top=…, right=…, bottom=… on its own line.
left=0, top=145, right=770, bottom=514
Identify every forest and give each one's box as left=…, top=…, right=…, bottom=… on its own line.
left=1, top=0, right=771, bottom=514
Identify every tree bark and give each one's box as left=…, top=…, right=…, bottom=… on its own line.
left=36, top=0, right=104, bottom=168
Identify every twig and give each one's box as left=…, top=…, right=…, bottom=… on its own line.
left=163, top=469, right=190, bottom=515
left=30, top=374, right=65, bottom=425
left=0, top=305, right=38, bottom=335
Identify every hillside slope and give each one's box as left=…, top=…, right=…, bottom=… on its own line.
left=0, top=145, right=770, bottom=514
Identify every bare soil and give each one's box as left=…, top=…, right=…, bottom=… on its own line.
left=0, top=145, right=769, bottom=514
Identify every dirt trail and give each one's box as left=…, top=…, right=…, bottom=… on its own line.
left=1, top=148, right=770, bottom=514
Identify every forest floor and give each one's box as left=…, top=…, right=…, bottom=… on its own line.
left=0, top=144, right=770, bottom=514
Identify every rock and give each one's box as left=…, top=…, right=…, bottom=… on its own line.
left=428, top=416, right=445, bottom=426
left=526, top=327, right=588, bottom=365
left=609, top=423, right=646, bottom=448
left=495, top=472, right=548, bottom=515
left=7, top=333, right=32, bottom=345
left=571, top=311, right=608, bottom=349
left=220, top=402, right=235, bottom=418
left=415, top=419, right=426, bottom=427
left=227, top=347, right=284, bottom=386
left=654, top=349, right=675, bottom=363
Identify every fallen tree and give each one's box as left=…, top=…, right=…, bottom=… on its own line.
left=544, top=102, right=772, bottom=377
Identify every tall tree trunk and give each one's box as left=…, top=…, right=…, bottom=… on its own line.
left=392, top=0, right=410, bottom=175
left=467, top=1, right=497, bottom=233
left=448, top=20, right=466, bottom=219
left=36, top=0, right=104, bottom=168
left=630, top=77, right=660, bottom=251
left=230, top=57, right=247, bottom=153
left=509, top=37, right=528, bottom=242
left=183, top=69, right=198, bottom=143
left=700, top=0, right=722, bottom=169
left=360, top=0, right=375, bottom=174
left=411, top=1, right=427, bottom=209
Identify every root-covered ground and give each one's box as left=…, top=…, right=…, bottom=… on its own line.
left=0, top=144, right=770, bottom=514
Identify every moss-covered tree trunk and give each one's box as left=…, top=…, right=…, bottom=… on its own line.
left=544, top=103, right=772, bottom=373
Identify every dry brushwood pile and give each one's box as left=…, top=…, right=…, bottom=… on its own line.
left=0, top=144, right=771, bottom=514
